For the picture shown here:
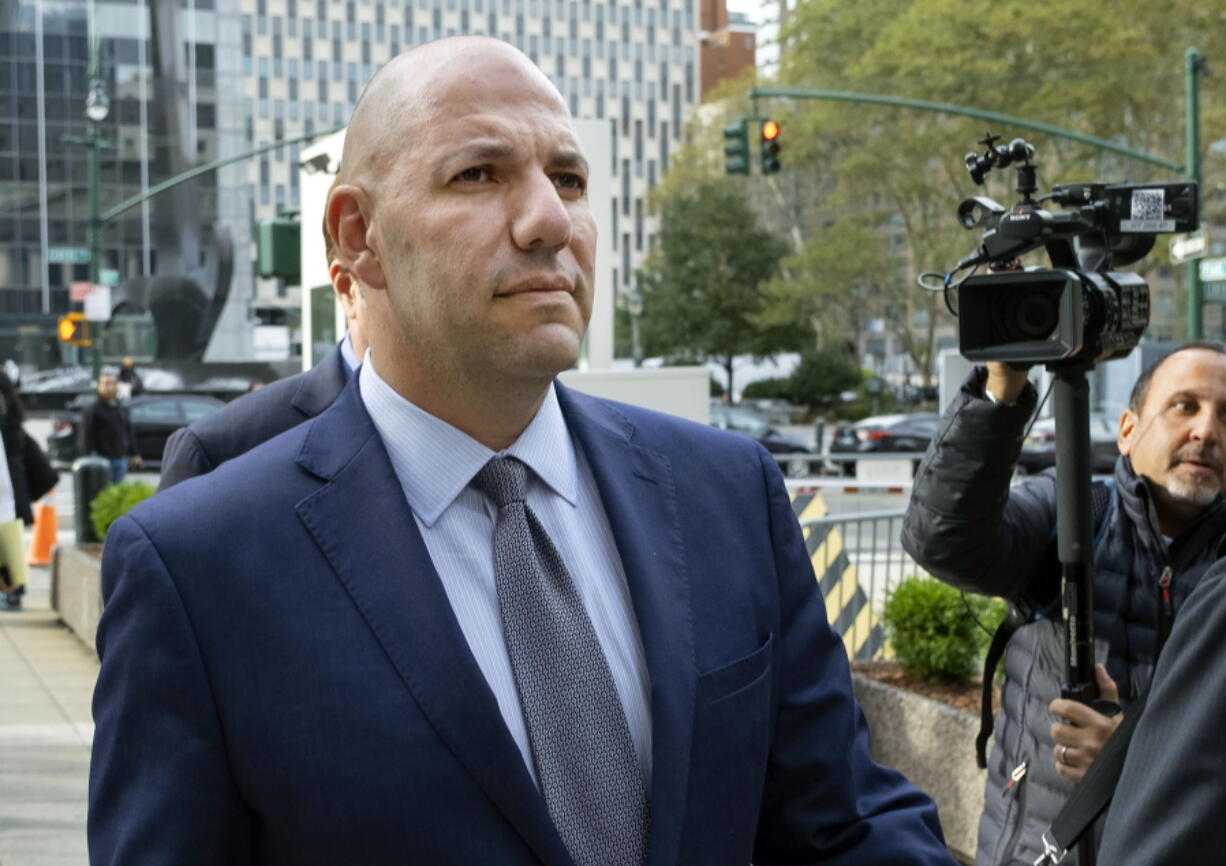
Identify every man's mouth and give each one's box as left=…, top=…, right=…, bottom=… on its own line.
left=498, top=276, right=575, bottom=297
left=1174, top=455, right=1220, bottom=473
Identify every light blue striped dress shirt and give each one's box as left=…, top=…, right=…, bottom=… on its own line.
left=358, top=358, right=654, bottom=786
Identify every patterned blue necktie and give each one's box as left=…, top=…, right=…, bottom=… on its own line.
left=473, top=456, right=650, bottom=866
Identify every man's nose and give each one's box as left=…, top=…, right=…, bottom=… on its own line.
left=1190, top=409, right=1223, bottom=445
left=510, top=174, right=572, bottom=253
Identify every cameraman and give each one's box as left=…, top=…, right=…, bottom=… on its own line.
left=900, top=343, right=1226, bottom=866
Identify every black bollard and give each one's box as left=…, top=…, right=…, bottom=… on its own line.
left=73, top=456, right=112, bottom=544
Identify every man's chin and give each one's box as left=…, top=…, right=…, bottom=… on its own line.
left=1164, top=474, right=1223, bottom=508
left=509, top=326, right=585, bottom=378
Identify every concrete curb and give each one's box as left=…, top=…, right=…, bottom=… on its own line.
left=51, top=544, right=103, bottom=654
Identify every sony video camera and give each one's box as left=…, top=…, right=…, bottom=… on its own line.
left=936, top=134, right=1198, bottom=367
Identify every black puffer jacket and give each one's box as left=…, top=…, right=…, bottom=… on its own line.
left=901, top=368, right=1226, bottom=866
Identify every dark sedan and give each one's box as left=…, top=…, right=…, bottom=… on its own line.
left=709, top=405, right=819, bottom=478
left=1017, top=414, right=1120, bottom=475
left=48, top=393, right=226, bottom=469
left=828, top=413, right=940, bottom=476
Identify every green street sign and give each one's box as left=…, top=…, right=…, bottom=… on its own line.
left=1200, top=257, right=1226, bottom=283
left=100, top=268, right=121, bottom=286
left=47, top=247, right=90, bottom=265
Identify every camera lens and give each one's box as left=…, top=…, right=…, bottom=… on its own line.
left=1001, top=286, right=1060, bottom=341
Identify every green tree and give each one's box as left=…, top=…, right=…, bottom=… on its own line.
left=638, top=179, right=804, bottom=397
left=773, top=0, right=1225, bottom=352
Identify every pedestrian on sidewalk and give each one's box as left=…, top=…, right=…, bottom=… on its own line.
left=0, top=370, right=29, bottom=610
left=80, top=373, right=143, bottom=484
left=117, top=356, right=143, bottom=400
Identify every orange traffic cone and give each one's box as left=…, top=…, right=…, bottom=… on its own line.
left=27, top=498, right=58, bottom=567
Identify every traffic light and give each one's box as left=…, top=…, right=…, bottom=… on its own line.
left=57, top=313, right=90, bottom=346
left=723, top=119, right=750, bottom=176
left=761, top=119, right=782, bottom=175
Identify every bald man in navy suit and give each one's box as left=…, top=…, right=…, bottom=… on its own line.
left=92, top=37, right=954, bottom=866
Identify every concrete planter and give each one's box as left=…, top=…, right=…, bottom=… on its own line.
left=51, top=544, right=104, bottom=654
left=852, top=674, right=985, bottom=864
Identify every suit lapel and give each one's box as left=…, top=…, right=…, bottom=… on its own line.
left=558, top=385, right=696, bottom=866
left=293, top=383, right=573, bottom=866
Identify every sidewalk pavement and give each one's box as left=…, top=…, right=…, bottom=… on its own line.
left=0, top=559, right=96, bottom=866
left=0, top=420, right=166, bottom=865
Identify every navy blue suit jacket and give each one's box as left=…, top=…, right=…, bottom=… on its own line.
left=157, top=344, right=349, bottom=491
left=90, top=379, right=952, bottom=866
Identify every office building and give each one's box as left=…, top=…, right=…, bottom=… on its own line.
left=1, top=0, right=699, bottom=362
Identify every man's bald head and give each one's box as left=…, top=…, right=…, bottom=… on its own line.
left=339, top=37, right=565, bottom=191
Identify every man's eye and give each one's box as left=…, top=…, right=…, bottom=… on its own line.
left=455, top=167, right=490, bottom=183
left=1173, top=400, right=1197, bottom=413
left=554, top=172, right=587, bottom=192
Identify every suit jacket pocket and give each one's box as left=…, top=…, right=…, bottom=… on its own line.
left=697, top=632, right=773, bottom=705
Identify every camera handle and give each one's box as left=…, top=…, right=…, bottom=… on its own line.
left=1050, top=363, right=1109, bottom=866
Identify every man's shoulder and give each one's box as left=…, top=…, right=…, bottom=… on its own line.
left=142, top=417, right=318, bottom=528
left=179, top=373, right=315, bottom=462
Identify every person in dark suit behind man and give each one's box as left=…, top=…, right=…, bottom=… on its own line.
left=89, top=37, right=955, bottom=866
left=1096, top=551, right=1226, bottom=865
left=157, top=188, right=368, bottom=490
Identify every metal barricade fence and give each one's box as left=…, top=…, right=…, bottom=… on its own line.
left=772, top=451, right=925, bottom=480
left=798, top=508, right=924, bottom=662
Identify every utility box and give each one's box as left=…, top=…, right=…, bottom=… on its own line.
left=256, top=219, right=301, bottom=283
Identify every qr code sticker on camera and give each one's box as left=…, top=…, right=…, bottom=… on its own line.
left=1132, top=189, right=1165, bottom=220
left=1121, top=189, right=1175, bottom=232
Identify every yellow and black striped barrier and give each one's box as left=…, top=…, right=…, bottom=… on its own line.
left=790, top=490, right=888, bottom=662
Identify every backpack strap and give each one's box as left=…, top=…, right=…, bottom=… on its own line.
left=975, top=480, right=1115, bottom=769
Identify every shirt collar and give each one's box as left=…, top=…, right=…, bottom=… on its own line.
left=358, top=356, right=578, bottom=527
left=340, top=332, right=359, bottom=374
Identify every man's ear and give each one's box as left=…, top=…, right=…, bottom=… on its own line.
left=327, top=184, right=387, bottom=291
left=1118, top=408, right=1138, bottom=457
left=329, top=263, right=361, bottom=324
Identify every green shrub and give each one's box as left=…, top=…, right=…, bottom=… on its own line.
left=882, top=577, right=1006, bottom=684
left=90, top=481, right=157, bottom=541
left=788, top=348, right=861, bottom=407
left=741, top=377, right=793, bottom=400
left=709, top=376, right=725, bottom=398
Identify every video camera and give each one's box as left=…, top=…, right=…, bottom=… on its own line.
left=928, top=133, right=1198, bottom=368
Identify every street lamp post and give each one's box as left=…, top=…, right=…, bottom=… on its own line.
left=84, top=76, right=110, bottom=289
left=64, top=64, right=110, bottom=381
left=628, top=291, right=644, bottom=368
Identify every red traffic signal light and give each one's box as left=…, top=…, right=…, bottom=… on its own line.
left=762, top=120, right=781, bottom=141
left=58, top=313, right=91, bottom=346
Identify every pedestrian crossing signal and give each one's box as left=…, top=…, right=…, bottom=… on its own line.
left=57, top=313, right=90, bottom=346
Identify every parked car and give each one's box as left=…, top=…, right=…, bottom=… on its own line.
left=828, top=413, right=940, bottom=476
left=1017, top=413, right=1120, bottom=475
left=709, top=405, right=819, bottom=478
left=47, top=393, right=226, bottom=469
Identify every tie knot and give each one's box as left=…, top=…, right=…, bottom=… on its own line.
left=474, top=456, right=529, bottom=508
